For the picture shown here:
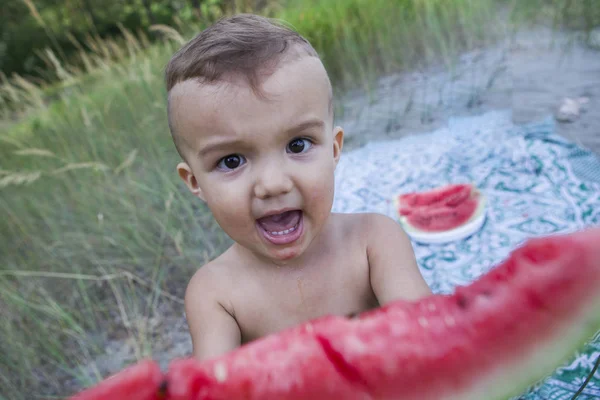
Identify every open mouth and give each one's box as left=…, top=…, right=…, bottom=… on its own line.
left=256, top=210, right=304, bottom=245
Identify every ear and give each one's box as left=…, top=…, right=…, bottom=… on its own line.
left=332, top=126, right=344, bottom=167
left=177, top=162, right=205, bottom=201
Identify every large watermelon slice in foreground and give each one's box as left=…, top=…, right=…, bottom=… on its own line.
left=68, top=359, right=164, bottom=400
left=69, top=228, right=600, bottom=400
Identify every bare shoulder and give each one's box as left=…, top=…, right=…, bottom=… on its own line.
left=331, top=212, right=402, bottom=234
left=358, top=212, right=414, bottom=257
left=327, top=212, right=404, bottom=247
left=364, top=212, right=406, bottom=237
left=359, top=213, right=432, bottom=303
left=184, top=247, right=242, bottom=359
left=362, top=212, right=397, bottom=226
left=184, top=249, right=235, bottom=310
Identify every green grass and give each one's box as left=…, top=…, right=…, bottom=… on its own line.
left=0, top=37, right=232, bottom=398
left=0, top=0, right=596, bottom=398
left=281, top=0, right=496, bottom=92
left=509, top=0, right=600, bottom=33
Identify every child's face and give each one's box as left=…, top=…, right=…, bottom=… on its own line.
left=170, top=56, right=343, bottom=263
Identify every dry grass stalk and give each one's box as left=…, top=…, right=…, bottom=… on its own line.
left=52, top=162, right=108, bottom=175
left=0, top=171, right=42, bottom=188
left=0, top=269, right=184, bottom=305
left=149, top=24, right=187, bottom=45
left=14, top=148, right=56, bottom=157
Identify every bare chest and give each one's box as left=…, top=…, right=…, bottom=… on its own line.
left=233, top=250, right=378, bottom=343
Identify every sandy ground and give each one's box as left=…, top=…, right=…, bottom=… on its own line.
left=56, top=27, right=600, bottom=397
left=338, top=27, right=600, bottom=155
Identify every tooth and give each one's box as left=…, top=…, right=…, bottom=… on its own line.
left=269, top=223, right=299, bottom=236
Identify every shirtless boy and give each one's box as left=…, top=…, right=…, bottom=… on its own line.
left=165, top=14, right=432, bottom=361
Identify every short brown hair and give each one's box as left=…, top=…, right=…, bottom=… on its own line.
left=165, top=14, right=319, bottom=92
left=165, top=14, right=322, bottom=158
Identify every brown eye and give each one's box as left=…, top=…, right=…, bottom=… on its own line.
left=217, top=154, right=245, bottom=171
left=287, top=138, right=312, bottom=154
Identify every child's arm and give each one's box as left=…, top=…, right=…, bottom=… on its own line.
left=184, top=266, right=241, bottom=360
left=365, top=214, right=432, bottom=305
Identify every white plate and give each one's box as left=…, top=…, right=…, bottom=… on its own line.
left=398, top=194, right=487, bottom=245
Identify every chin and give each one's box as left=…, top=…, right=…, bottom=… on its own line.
left=239, top=239, right=305, bottom=264
left=270, top=246, right=303, bottom=262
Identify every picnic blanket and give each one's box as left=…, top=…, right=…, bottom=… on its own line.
left=332, top=110, right=600, bottom=399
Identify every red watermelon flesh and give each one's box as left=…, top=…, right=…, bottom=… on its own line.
left=67, top=228, right=600, bottom=400
left=398, top=183, right=473, bottom=216
left=405, top=196, right=479, bottom=232
left=165, top=330, right=371, bottom=400
left=68, top=359, right=164, bottom=400
left=162, top=228, right=600, bottom=400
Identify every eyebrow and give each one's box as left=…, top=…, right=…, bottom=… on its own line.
left=197, top=119, right=325, bottom=158
left=286, top=119, right=325, bottom=135
left=198, top=139, right=244, bottom=158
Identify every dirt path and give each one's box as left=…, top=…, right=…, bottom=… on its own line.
left=338, top=27, right=600, bottom=155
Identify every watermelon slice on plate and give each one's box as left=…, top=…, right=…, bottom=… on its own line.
left=394, top=183, right=487, bottom=244
left=397, top=183, right=474, bottom=215
left=68, top=228, right=600, bottom=400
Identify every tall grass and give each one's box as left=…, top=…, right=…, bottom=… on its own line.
left=0, top=0, right=581, bottom=398
left=280, top=0, right=497, bottom=95
left=0, top=21, right=179, bottom=123
left=509, top=0, right=600, bottom=34
left=0, top=31, right=230, bottom=398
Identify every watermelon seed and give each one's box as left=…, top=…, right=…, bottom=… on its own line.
left=157, top=380, right=168, bottom=399
left=427, top=303, right=437, bottom=312
left=525, top=291, right=547, bottom=310
left=444, top=316, right=456, bottom=327
left=214, top=361, right=228, bottom=382
left=418, top=317, right=429, bottom=327
left=505, top=258, right=518, bottom=275
left=521, top=241, right=559, bottom=264
left=456, top=294, right=468, bottom=309
left=481, top=289, right=493, bottom=297
left=346, top=311, right=360, bottom=319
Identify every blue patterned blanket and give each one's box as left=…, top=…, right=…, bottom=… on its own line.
left=332, top=110, right=600, bottom=399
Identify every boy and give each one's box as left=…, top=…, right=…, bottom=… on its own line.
left=165, top=14, right=431, bottom=361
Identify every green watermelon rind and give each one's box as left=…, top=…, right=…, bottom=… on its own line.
left=444, top=299, right=600, bottom=400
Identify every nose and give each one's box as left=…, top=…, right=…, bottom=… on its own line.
left=253, top=161, right=293, bottom=199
